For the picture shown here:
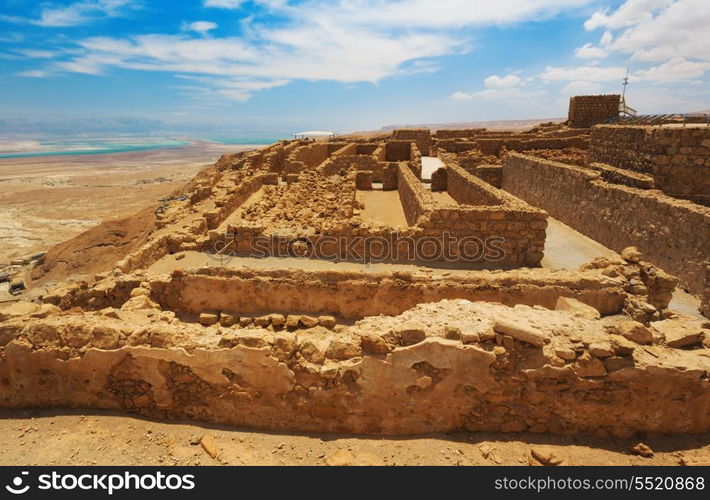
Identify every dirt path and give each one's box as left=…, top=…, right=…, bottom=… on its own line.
left=1, top=410, right=708, bottom=466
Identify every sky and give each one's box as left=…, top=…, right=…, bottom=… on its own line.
left=1, top=0, right=709, bottom=136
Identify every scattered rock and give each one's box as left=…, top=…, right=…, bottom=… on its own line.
left=318, top=316, right=337, bottom=329
left=326, top=338, right=362, bottom=360
left=588, top=342, right=614, bottom=358
left=652, top=319, right=705, bottom=349
left=286, top=315, right=301, bottom=328
left=220, top=312, right=237, bottom=327
left=609, top=334, right=635, bottom=355
left=554, top=346, right=577, bottom=361
left=530, top=446, right=565, bottom=466
left=270, top=314, right=286, bottom=329
left=360, top=333, right=390, bottom=354
left=200, top=435, right=220, bottom=460
left=299, top=315, right=319, bottom=328
left=621, top=246, right=642, bottom=263
left=0, top=301, right=40, bottom=321
left=395, top=321, right=427, bottom=345
left=254, top=315, right=271, bottom=327
left=631, top=442, right=654, bottom=458
left=618, top=320, right=653, bottom=345
left=574, top=351, right=607, bottom=377
left=198, top=312, right=220, bottom=326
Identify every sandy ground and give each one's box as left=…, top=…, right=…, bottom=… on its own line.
left=1, top=410, right=708, bottom=466
left=357, top=190, right=408, bottom=227
left=0, top=141, right=259, bottom=262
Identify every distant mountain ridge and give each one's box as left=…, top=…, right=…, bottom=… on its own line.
left=381, top=117, right=566, bottom=132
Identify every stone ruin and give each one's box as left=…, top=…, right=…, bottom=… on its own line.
left=0, top=97, right=708, bottom=438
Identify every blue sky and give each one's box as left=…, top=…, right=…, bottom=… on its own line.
left=1, top=0, right=709, bottom=136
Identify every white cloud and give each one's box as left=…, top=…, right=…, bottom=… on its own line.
left=450, top=87, right=546, bottom=102
left=633, top=57, right=710, bottom=81
left=203, top=0, right=245, bottom=8
left=541, top=65, right=627, bottom=81
left=183, top=21, right=218, bottom=35
left=561, top=80, right=603, bottom=94
left=450, top=91, right=473, bottom=101
left=584, top=0, right=674, bottom=30
left=574, top=43, right=608, bottom=59
left=33, top=0, right=137, bottom=27
left=484, top=74, right=521, bottom=88
left=29, top=0, right=599, bottom=101
left=16, top=70, right=49, bottom=78
left=585, top=0, right=710, bottom=63
left=600, top=30, right=613, bottom=46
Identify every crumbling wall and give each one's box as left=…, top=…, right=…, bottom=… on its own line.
left=285, top=142, right=350, bottom=173
left=503, top=153, right=710, bottom=293
left=397, top=164, right=432, bottom=225
left=385, top=141, right=413, bottom=162
left=444, top=162, right=503, bottom=206
left=399, top=161, right=548, bottom=267
left=1, top=294, right=706, bottom=436
left=589, top=125, right=710, bottom=205
left=392, top=129, right=431, bottom=156
left=436, top=136, right=588, bottom=155
left=568, top=94, right=620, bottom=128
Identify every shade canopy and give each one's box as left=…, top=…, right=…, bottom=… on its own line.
left=293, top=130, right=335, bottom=138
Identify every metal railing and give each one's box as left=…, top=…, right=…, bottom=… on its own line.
left=605, top=113, right=710, bottom=127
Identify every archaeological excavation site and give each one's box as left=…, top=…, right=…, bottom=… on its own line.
left=1, top=95, right=709, bottom=441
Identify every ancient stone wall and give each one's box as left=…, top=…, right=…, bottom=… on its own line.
left=503, top=153, right=710, bottom=293
left=385, top=140, right=413, bottom=161
left=568, top=94, right=620, bottom=128
left=589, top=125, right=710, bottom=205
left=587, top=162, right=655, bottom=190
left=472, top=165, right=502, bottom=188
left=434, top=128, right=487, bottom=139
left=285, top=142, right=350, bottom=172
left=444, top=162, right=502, bottom=206
left=399, top=160, right=548, bottom=267
left=148, top=267, right=628, bottom=318
left=392, top=128, right=431, bottom=155
left=2, top=272, right=705, bottom=436
left=436, top=137, right=588, bottom=155
left=397, top=163, right=432, bottom=226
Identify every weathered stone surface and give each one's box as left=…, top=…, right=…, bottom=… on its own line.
left=220, top=312, right=237, bottom=327
left=199, top=312, right=220, bottom=326
left=318, top=316, right=337, bottom=329
left=493, top=319, right=546, bottom=347
left=326, top=338, right=362, bottom=360
left=574, top=352, right=607, bottom=377
left=360, top=333, right=391, bottom=354
left=395, top=321, right=426, bottom=345
left=299, top=316, right=319, bottom=328
left=617, top=320, right=653, bottom=345
left=555, top=297, right=601, bottom=319
left=621, top=246, right=642, bottom=263
left=588, top=342, right=614, bottom=358
left=652, top=318, right=705, bottom=349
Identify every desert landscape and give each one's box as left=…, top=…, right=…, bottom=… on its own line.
left=0, top=141, right=256, bottom=263
left=0, top=94, right=708, bottom=466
